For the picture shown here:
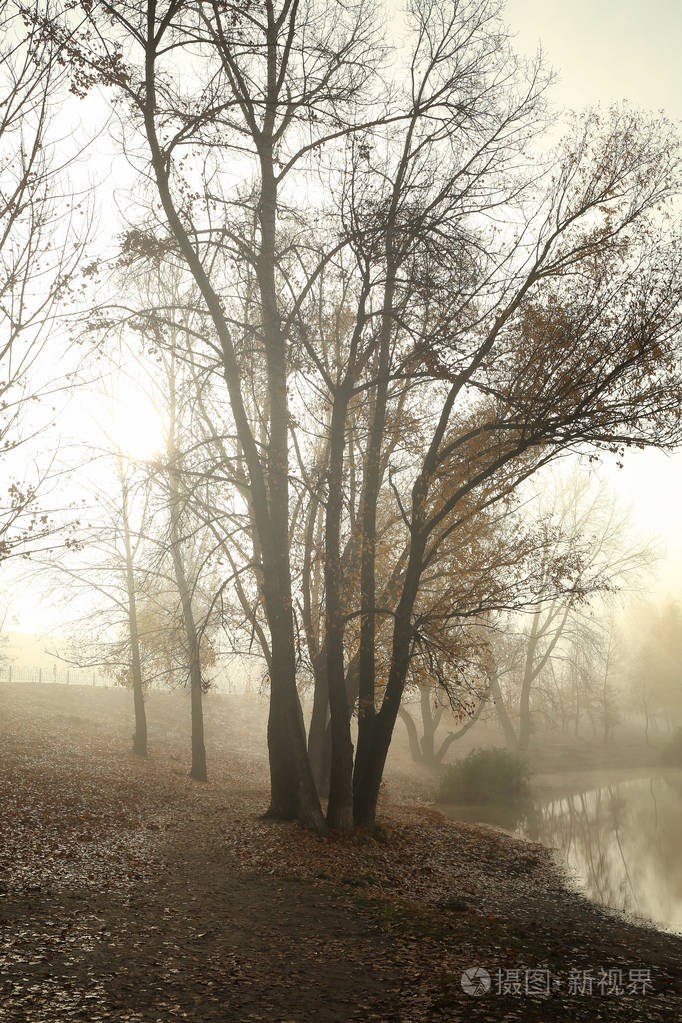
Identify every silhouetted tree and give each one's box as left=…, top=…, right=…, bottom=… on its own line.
left=45, top=0, right=682, bottom=831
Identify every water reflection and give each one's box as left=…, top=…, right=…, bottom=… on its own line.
left=444, top=771, right=682, bottom=933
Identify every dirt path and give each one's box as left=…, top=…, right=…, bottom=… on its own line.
left=1, top=870, right=406, bottom=1021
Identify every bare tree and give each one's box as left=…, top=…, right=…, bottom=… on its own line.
left=47, top=0, right=682, bottom=831
left=491, top=470, right=654, bottom=751
left=37, top=443, right=152, bottom=755
left=0, top=0, right=90, bottom=565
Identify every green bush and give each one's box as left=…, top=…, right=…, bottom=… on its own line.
left=661, top=727, right=682, bottom=766
left=438, top=747, right=530, bottom=804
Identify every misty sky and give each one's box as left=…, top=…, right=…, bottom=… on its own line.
left=508, top=0, right=681, bottom=116
left=505, top=0, right=682, bottom=600
left=7, top=0, right=682, bottom=638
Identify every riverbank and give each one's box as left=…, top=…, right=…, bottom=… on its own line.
left=1, top=683, right=681, bottom=1020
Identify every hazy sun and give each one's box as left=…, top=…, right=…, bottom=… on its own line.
left=89, top=374, right=167, bottom=461
left=111, top=400, right=166, bottom=460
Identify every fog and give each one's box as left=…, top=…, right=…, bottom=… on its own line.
left=2, top=0, right=682, bottom=1020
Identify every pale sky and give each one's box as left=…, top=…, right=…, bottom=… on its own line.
left=505, top=0, right=682, bottom=603
left=7, top=0, right=682, bottom=639
left=507, top=0, right=682, bottom=117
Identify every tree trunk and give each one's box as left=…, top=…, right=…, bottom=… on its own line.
left=120, top=464, right=147, bottom=758
left=264, top=658, right=322, bottom=829
left=325, top=388, right=354, bottom=831
left=398, top=705, right=424, bottom=765
left=256, top=131, right=325, bottom=831
left=354, top=690, right=410, bottom=828
left=189, top=657, right=207, bottom=781
left=419, top=686, right=439, bottom=766
left=432, top=692, right=488, bottom=765
left=131, top=659, right=147, bottom=757
left=262, top=560, right=324, bottom=828
left=642, top=694, right=651, bottom=746
left=518, top=612, right=541, bottom=752
left=141, top=31, right=323, bottom=830
left=308, top=664, right=331, bottom=798
left=169, top=504, right=207, bottom=783
left=519, top=603, right=571, bottom=751
left=486, top=654, right=518, bottom=748
left=354, top=535, right=424, bottom=827
left=167, top=350, right=207, bottom=782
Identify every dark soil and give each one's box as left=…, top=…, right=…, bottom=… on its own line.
left=1, top=683, right=681, bottom=1022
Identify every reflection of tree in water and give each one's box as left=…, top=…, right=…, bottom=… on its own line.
left=663, top=772, right=682, bottom=801
left=519, top=774, right=682, bottom=930
left=522, top=788, right=636, bottom=915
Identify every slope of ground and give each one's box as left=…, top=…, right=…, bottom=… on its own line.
left=0, top=682, right=680, bottom=1021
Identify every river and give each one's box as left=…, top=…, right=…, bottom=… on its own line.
left=441, top=769, right=682, bottom=933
